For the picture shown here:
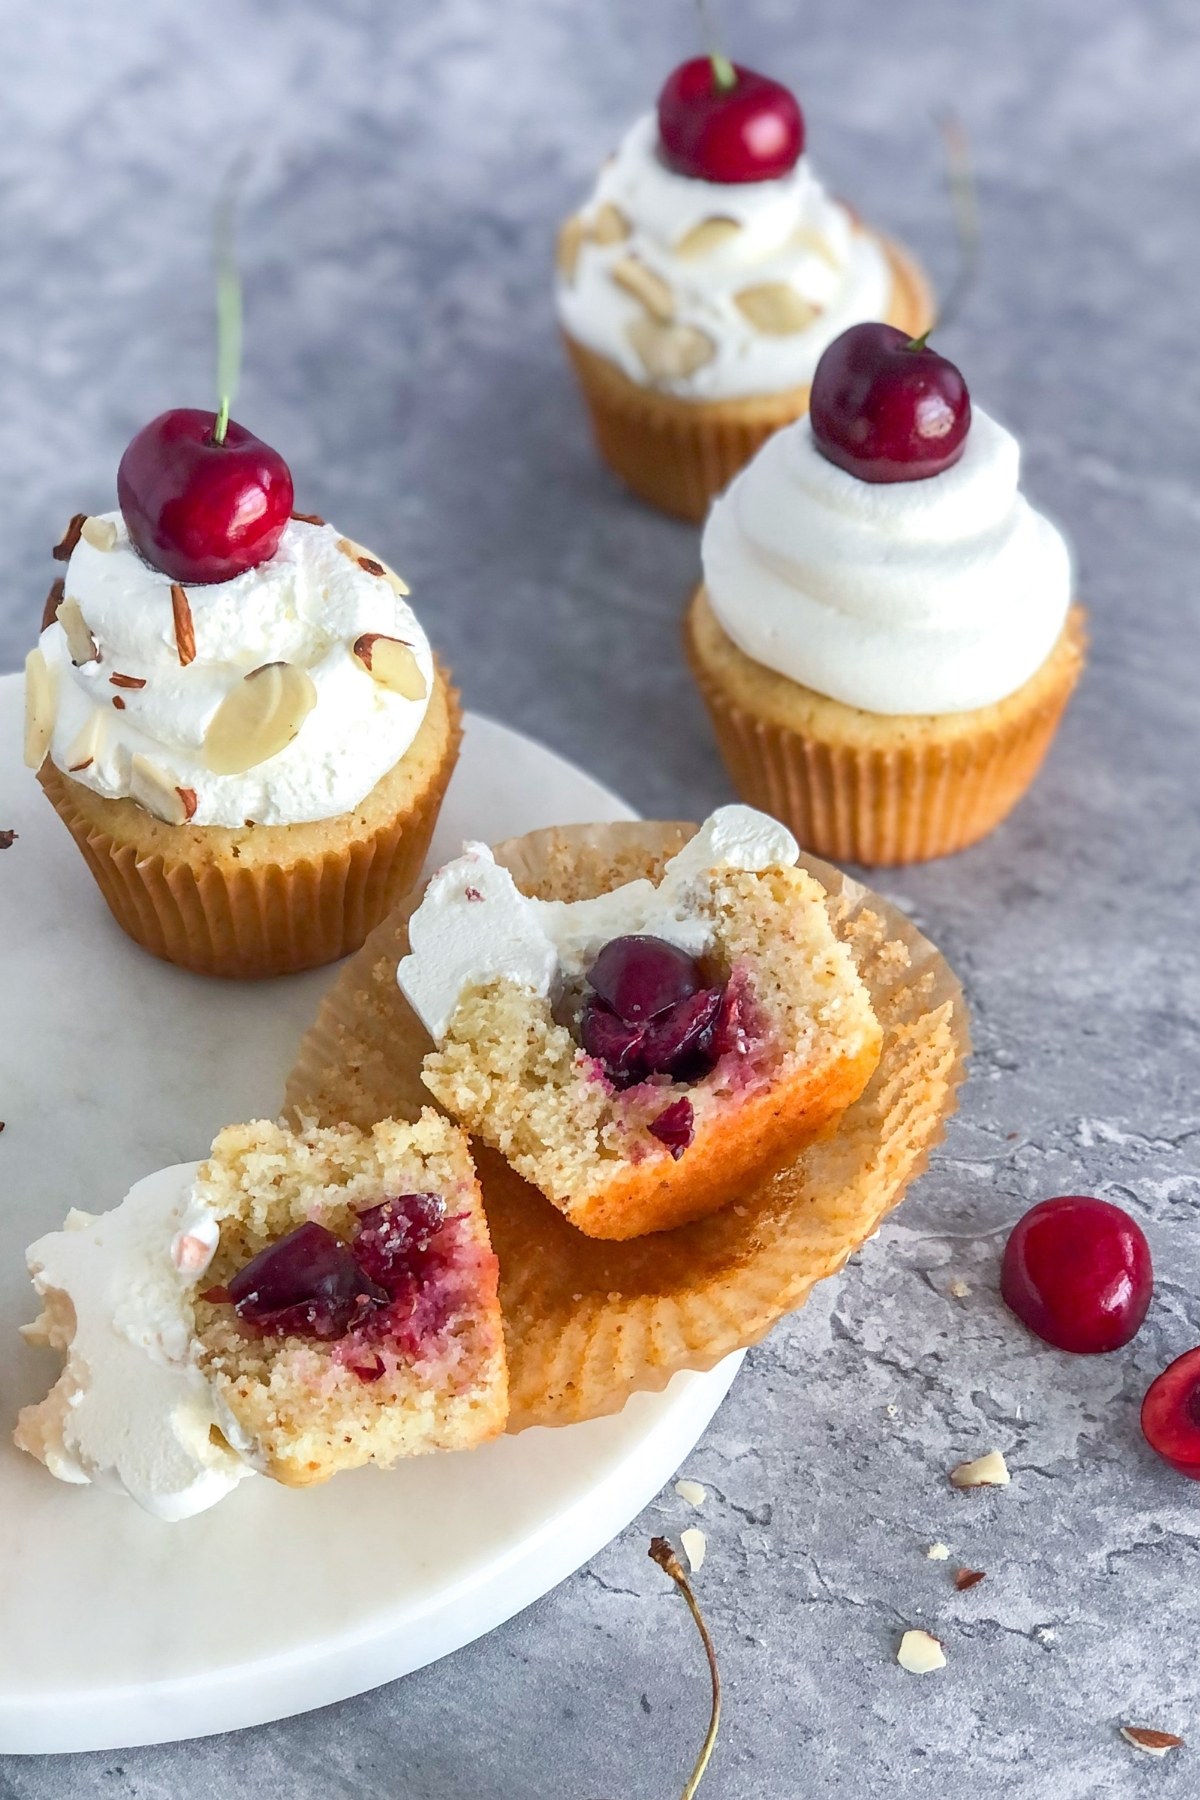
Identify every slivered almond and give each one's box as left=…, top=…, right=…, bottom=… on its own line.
left=129, top=755, right=195, bottom=826
left=626, top=315, right=715, bottom=381
left=41, top=578, right=65, bottom=632
left=735, top=283, right=821, bottom=335
left=1120, top=1727, right=1184, bottom=1757
left=23, top=649, right=55, bottom=769
left=353, top=634, right=427, bottom=701
left=290, top=510, right=325, bottom=525
left=80, top=515, right=118, bottom=551
left=109, top=672, right=146, bottom=690
left=589, top=201, right=630, bottom=245
left=203, top=662, right=317, bottom=775
left=55, top=595, right=99, bottom=666
left=52, top=513, right=86, bottom=562
left=65, top=711, right=103, bottom=773
left=611, top=256, right=675, bottom=322
left=556, top=214, right=587, bottom=281
left=171, top=584, right=196, bottom=667
left=674, top=216, right=741, bottom=259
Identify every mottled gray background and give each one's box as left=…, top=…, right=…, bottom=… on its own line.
left=3, top=0, right=1200, bottom=1794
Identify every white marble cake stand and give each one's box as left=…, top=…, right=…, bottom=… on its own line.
left=0, top=675, right=741, bottom=1754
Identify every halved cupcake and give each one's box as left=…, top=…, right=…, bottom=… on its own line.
left=556, top=51, right=932, bottom=521
left=397, top=805, right=882, bottom=1240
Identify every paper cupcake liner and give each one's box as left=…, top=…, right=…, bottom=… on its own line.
left=38, top=674, right=462, bottom=980
left=284, top=820, right=968, bottom=1430
left=562, top=233, right=933, bottom=523
left=687, top=600, right=1088, bottom=866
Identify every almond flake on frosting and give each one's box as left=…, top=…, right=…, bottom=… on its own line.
left=897, top=1630, right=945, bottom=1674
left=203, top=662, right=317, bottom=776
left=625, top=315, right=715, bottom=382
left=588, top=201, right=631, bottom=245
left=65, top=711, right=104, bottom=774
left=352, top=634, right=428, bottom=701
left=171, top=584, right=196, bottom=667
left=1120, top=1726, right=1184, bottom=1757
left=52, top=513, right=86, bottom=562
left=80, top=515, right=118, bottom=551
left=950, top=1450, right=1011, bottom=1489
left=335, top=536, right=410, bottom=597
left=611, top=256, right=675, bottom=322
left=674, top=216, right=742, bottom=259
left=556, top=214, right=587, bottom=281
left=55, top=595, right=99, bottom=667
left=23, top=648, right=55, bottom=770
left=790, top=225, right=841, bottom=269
left=129, top=755, right=195, bottom=826
left=734, top=283, right=821, bottom=336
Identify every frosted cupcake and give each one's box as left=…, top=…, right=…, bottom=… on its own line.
left=25, top=408, right=460, bottom=976
left=556, top=52, right=932, bottom=521
left=686, top=323, right=1086, bottom=864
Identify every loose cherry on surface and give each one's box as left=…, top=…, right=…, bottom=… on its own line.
left=809, top=322, right=972, bottom=484
left=117, top=407, right=294, bottom=584
left=1000, top=1196, right=1153, bottom=1354
left=656, top=57, right=804, bottom=184
left=1141, top=1348, right=1200, bottom=1480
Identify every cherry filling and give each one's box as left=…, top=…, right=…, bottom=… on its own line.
left=206, top=1193, right=467, bottom=1378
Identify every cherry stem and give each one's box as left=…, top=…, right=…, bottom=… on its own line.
left=695, top=0, right=736, bottom=90
left=648, top=1537, right=722, bottom=1798
left=212, top=152, right=252, bottom=447
left=931, top=108, right=981, bottom=335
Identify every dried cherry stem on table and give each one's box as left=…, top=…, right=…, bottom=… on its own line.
left=648, top=1537, right=721, bottom=1799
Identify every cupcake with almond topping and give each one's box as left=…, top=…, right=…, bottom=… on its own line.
left=25, top=407, right=460, bottom=977
left=556, top=49, right=932, bottom=521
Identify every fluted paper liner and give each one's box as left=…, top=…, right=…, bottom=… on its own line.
left=38, top=669, right=462, bottom=980
left=285, top=820, right=968, bottom=1430
left=562, top=233, right=933, bottom=523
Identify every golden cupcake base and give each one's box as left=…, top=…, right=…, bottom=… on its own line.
left=38, top=667, right=462, bottom=979
left=686, top=590, right=1088, bottom=866
left=562, top=232, right=933, bottom=524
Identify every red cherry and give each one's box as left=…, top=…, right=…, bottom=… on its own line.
left=809, top=323, right=972, bottom=484
left=657, top=58, right=804, bottom=184
left=587, top=936, right=701, bottom=1024
left=1141, top=1348, right=1200, bottom=1479
left=1000, top=1197, right=1153, bottom=1354
left=117, top=407, right=294, bottom=584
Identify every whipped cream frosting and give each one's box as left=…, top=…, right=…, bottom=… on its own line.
left=398, top=804, right=799, bottom=1043
left=38, top=514, right=434, bottom=828
left=18, top=1163, right=254, bottom=1521
left=702, top=409, right=1073, bottom=715
left=556, top=113, right=892, bottom=401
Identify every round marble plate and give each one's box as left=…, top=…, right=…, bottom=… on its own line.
left=0, top=675, right=741, bottom=1755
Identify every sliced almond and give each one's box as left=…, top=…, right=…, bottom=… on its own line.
left=171, top=584, right=196, bottom=667
left=55, top=595, right=99, bottom=666
left=897, top=1630, right=945, bottom=1674
left=680, top=1527, right=706, bottom=1572
left=954, top=1567, right=986, bottom=1591
left=353, top=634, right=427, bottom=701
left=52, top=513, right=86, bottom=562
left=80, top=515, right=118, bottom=551
left=334, top=536, right=410, bottom=597
left=790, top=225, right=841, bottom=269
left=1120, top=1726, right=1184, bottom=1757
left=674, top=216, right=741, bottom=259
left=626, top=315, right=715, bottom=381
left=926, top=1543, right=950, bottom=1561
left=109, top=672, right=146, bottom=690
left=950, top=1449, right=1011, bottom=1490
left=556, top=214, right=587, bottom=281
left=41, top=578, right=65, bottom=633
left=129, top=755, right=196, bottom=826
left=23, top=649, right=55, bottom=769
left=674, top=1478, right=706, bottom=1507
left=611, top=256, right=675, bottom=322
left=203, top=662, right=317, bottom=775
left=589, top=201, right=630, bottom=245
left=65, top=711, right=104, bottom=773
left=735, top=282, right=821, bottom=335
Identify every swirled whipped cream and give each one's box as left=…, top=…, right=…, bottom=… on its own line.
left=398, top=804, right=798, bottom=1043
left=702, top=409, right=1073, bottom=714
left=37, top=513, right=434, bottom=828
left=555, top=113, right=892, bottom=401
left=14, top=1163, right=255, bottom=1521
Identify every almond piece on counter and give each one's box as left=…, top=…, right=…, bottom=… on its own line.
left=897, top=1630, right=946, bottom=1674
left=80, top=515, right=118, bottom=551
left=626, top=316, right=715, bottom=382
left=1120, top=1726, right=1184, bottom=1757
left=41, top=578, right=65, bottom=633
left=23, top=649, right=55, bottom=769
left=335, top=536, right=410, bottom=597
left=950, top=1450, right=1011, bottom=1490
left=926, top=1543, right=950, bottom=1561
left=734, top=282, right=821, bottom=335
left=675, top=1478, right=707, bottom=1507
left=129, top=755, right=197, bottom=826
left=589, top=201, right=631, bottom=245
left=674, top=216, right=741, bottom=259
left=556, top=214, right=587, bottom=281
left=204, top=662, right=317, bottom=775
left=170, top=583, right=196, bottom=667
left=52, top=513, right=87, bottom=561
left=954, top=1568, right=986, bottom=1591
left=680, top=1527, right=706, bottom=1572
left=611, top=256, right=675, bottom=322
left=55, top=595, right=100, bottom=666
left=65, top=711, right=104, bottom=773
left=353, top=634, right=427, bottom=701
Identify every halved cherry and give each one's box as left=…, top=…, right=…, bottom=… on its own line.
left=1142, top=1348, right=1200, bottom=1480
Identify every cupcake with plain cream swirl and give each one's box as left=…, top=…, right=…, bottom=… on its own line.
left=685, top=323, right=1087, bottom=864
left=397, top=804, right=882, bottom=1240
left=555, top=46, right=932, bottom=521
left=24, top=408, right=461, bottom=976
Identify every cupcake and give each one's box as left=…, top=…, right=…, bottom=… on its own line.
left=24, top=407, right=460, bottom=977
left=15, top=1112, right=507, bottom=1514
left=396, top=805, right=882, bottom=1240
left=556, top=51, right=932, bottom=521
left=686, top=323, right=1086, bottom=864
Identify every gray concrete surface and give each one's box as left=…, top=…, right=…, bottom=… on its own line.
left=2, top=0, right=1199, bottom=1794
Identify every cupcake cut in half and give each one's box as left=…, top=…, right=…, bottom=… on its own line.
left=398, top=805, right=882, bottom=1240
